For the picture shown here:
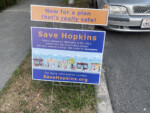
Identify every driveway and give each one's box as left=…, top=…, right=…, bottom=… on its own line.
left=99, top=28, right=150, bottom=113
left=0, top=0, right=63, bottom=90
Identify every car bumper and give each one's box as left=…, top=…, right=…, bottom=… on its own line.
left=106, top=15, right=150, bottom=32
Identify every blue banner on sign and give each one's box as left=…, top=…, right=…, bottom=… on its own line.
left=33, top=69, right=100, bottom=84
left=32, top=27, right=105, bottom=84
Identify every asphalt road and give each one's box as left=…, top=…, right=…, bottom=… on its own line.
left=98, top=27, right=150, bottom=113
left=0, top=0, right=63, bottom=90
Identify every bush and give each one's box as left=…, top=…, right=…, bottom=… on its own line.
left=0, top=0, right=6, bottom=10
left=0, top=0, right=17, bottom=11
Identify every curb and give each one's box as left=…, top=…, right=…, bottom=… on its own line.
left=95, top=69, right=113, bottom=113
left=78, top=25, right=113, bottom=113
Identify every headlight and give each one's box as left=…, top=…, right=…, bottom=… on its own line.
left=109, top=6, right=128, bottom=15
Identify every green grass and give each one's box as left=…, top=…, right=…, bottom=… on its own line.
left=0, top=52, right=97, bottom=112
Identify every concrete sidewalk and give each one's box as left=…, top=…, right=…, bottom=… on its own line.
left=0, top=0, right=63, bottom=90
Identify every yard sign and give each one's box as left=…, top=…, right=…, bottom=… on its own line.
left=32, top=27, right=105, bottom=84
left=31, top=5, right=108, bottom=25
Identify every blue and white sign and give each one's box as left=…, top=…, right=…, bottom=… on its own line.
left=31, top=27, right=105, bottom=84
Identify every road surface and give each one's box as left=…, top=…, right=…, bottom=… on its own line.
left=99, top=28, right=150, bottom=113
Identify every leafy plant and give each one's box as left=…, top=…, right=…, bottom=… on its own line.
left=0, top=0, right=17, bottom=11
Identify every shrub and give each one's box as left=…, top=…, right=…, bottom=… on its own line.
left=0, top=0, right=6, bottom=10
left=0, top=0, right=17, bottom=11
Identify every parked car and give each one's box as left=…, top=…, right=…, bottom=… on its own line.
left=90, top=0, right=150, bottom=32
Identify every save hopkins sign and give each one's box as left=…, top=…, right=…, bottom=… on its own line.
left=31, top=5, right=108, bottom=25
left=32, top=27, right=105, bottom=84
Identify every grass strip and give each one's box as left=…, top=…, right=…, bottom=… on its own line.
left=0, top=52, right=96, bottom=113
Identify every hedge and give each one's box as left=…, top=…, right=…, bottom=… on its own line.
left=0, top=0, right=17, bottom=11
